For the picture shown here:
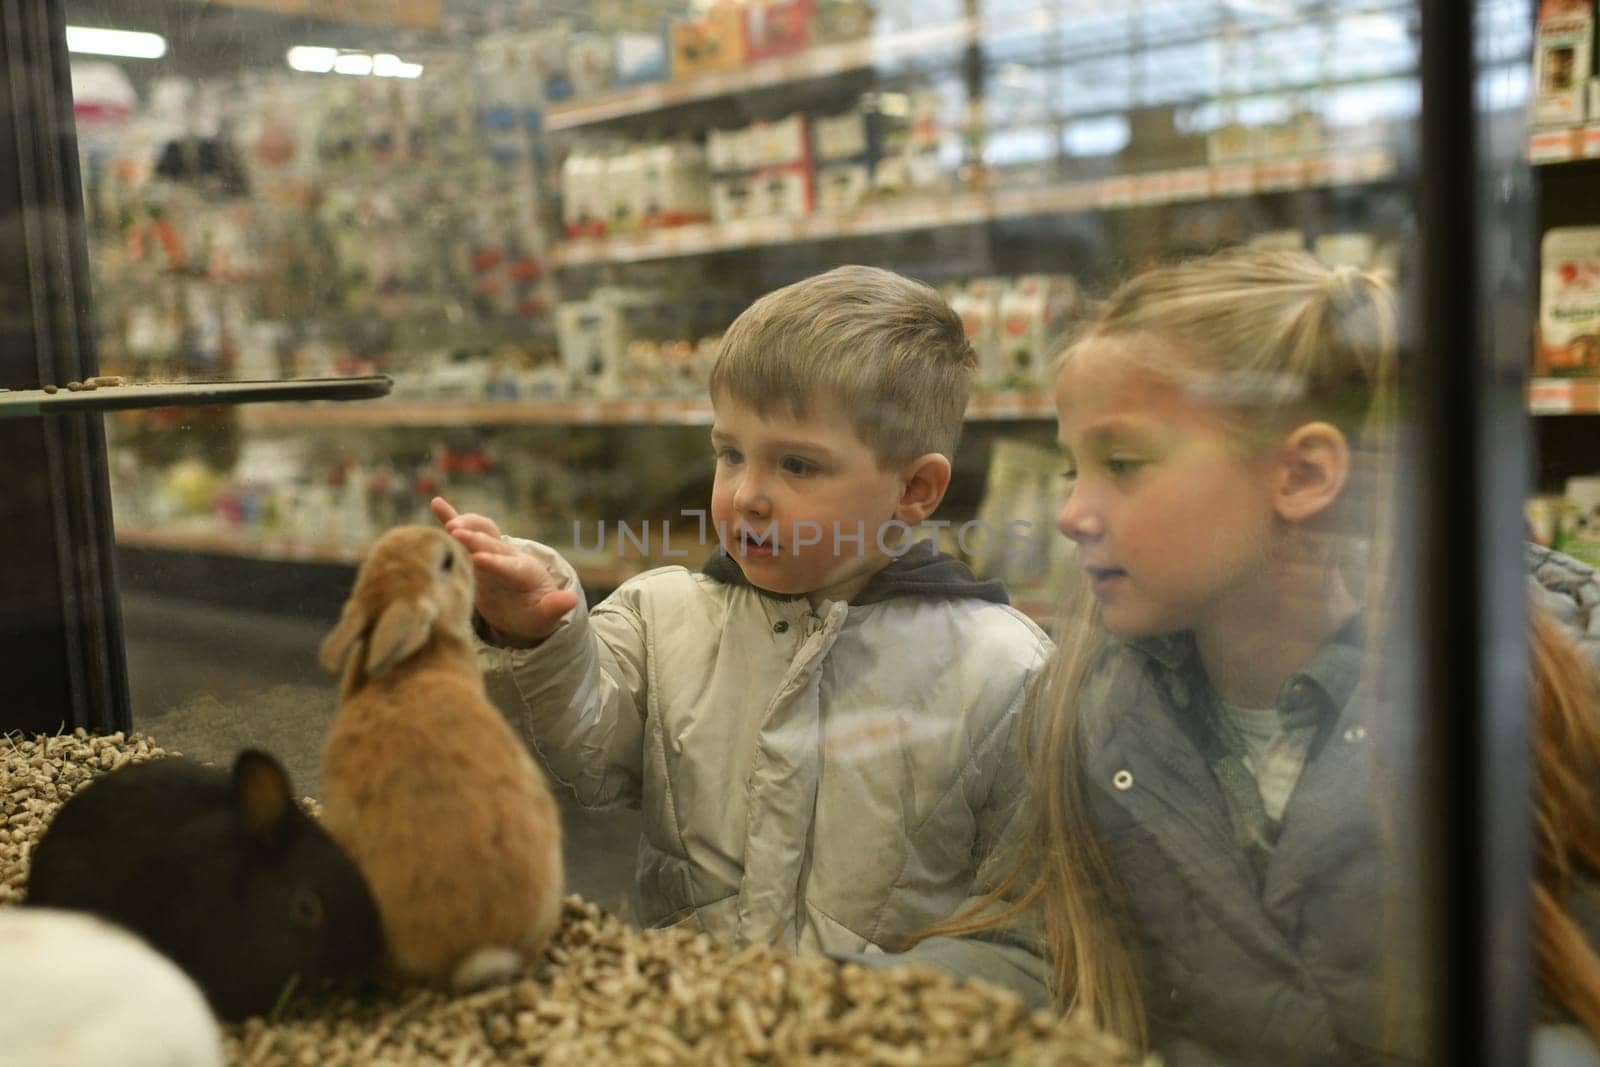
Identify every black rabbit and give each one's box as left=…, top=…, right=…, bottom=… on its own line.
left=25, top=749, right=384, bottom=1021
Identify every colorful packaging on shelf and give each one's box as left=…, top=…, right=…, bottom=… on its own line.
left=747, top=114, right=810, bottom=168
left=749, top=163, right=814, bottom=218
left=557, top=289, right=658, bottom=396
left=815, top=108, right=869, bottom=162
left=562, top=150, right=610, bottom=237
left=568, top=33, right=617, bottom=98
left=1539, top=227, right=1600, bottom=376
left=811, top=0, right=873, bottom=43
left=744, top=0, right=815, bottom=62
left=707, top=125, right=748, bottom=172
left=949, top=279, right=1004, bottom=387
left=996, top=275, right=1080, bottom=390
left=606, top=149, right=647, bottom=234
left=814, top=163, right=869, bottom=213
left=637, top=141, right=711, bottom=227
left=710, top=175, right=754, bottom=223
left=1534, top=0, right=1595, bottom=126
left=614, top=28, right=669, bottom=86
left=669, top=4, right=748, bottom=80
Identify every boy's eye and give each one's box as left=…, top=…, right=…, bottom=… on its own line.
left=1106, top=456, right=1144, bottom=477
left=716, top=448, right=744, bottom=465
left=1059, top=467, right=1078, bottom=484
left=780, top=456, right=815, bottom=476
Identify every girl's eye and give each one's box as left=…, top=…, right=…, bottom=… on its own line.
left=1059, top=467, right=1078, bottom=484
left=716, top=448, right=743, bottom=465
left=1106, top=457, right=1144, bottom=477
left=781, top=456, right=815, bottom=476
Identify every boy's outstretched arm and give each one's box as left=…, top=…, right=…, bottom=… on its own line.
left=432, top=496, right=578, bottom=644
left=432, top=496, right=646, bottom=809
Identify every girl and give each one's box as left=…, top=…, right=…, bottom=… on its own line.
left=899, top=249, right=1600, bottom=1066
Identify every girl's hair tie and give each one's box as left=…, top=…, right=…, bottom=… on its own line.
left=1328, top=264, right=1365, bottom=313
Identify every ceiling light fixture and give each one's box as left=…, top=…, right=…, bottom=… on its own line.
left=66, top=26, right=167, bottom=60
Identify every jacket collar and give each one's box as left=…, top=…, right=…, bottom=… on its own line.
left=700, top=539, right=1011, bottom=606
left=1123, top=613, right=1365, bottom=721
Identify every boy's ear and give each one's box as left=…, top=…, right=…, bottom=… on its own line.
left=894, top=453, right=953, bottom=526
left=1273, top=421, right=1350, bottom=522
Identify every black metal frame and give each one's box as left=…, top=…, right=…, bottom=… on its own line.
left=1417, top=2, right=1537, bottom=1063
left=0, top=0, right=129, bottom=734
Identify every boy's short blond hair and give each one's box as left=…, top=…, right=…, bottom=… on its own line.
left=709, top=265, right=977, bottom=466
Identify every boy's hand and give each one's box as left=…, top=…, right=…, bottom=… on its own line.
left=431, top=496, right=579, bottom=646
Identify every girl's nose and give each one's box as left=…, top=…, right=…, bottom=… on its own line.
left=1055, top=489, right=1102, bottom=544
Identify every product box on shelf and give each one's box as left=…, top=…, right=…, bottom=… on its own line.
left=811, top=0, right=873, bottom=43
left=747, top=114, right=811, bottom=168
left=557, top=289, right=660, bottom=396
left=637, top=142, right=712, bottom=227
left=1539, top=227, right=1600, bottom=376
left=1534, top=0, right=1595, bottom=126
left=814, top=162, right=870, bottom=213
left=606, top=149, right=647, bottom=234
left=614, top=28, right=670, bottom=86
left=744, top=0, right=815, bottom=62
left=815, top=108, right=869, bottom=162
left=562, top=150, right=611, bottom=237
left=995, top=275, right=1080, bottom=390
left=568, top=33, right=618, bottom=98
left=749, top=163, right=814, bottom=218
left=711, top=175, right=755, bottom=222
left=948, top=278, right=1004, bottom=386
left=670, top=4, right=748, bottom=80
left=707, top=125, right=749, bottom=172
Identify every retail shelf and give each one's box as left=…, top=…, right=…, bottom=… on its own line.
left=237, top=390, right=1055, bottom=429
left=543, top=20, right=982, bottom=131
left=1529, top=125, right=1600, bottom=165
left=550, top=151, right=1397, bottom=268
left=1529, top=377, right=1600, bottom=416
left=114, top=523, right=653, bottom=588
left=115, top=523, right=1059, bottom=625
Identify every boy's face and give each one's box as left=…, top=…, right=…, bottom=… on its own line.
left=710, top=395, right=910, bottom=603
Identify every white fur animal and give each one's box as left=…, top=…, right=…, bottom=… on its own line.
left=0, top=908, right=224, bottom=1067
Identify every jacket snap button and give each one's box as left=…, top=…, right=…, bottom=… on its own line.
left=1113, top=769, right=1134, bottom=791
left=773, top=620, right=789, bottom=633
left=1343, top=725, right=1367, bottom=742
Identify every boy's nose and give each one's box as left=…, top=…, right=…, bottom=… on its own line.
left=733, top=473, right=770, bottom=515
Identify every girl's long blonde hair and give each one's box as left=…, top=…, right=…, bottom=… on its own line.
left=917, top=248, right=1400, bottom=1050
left=1530, top=605, right=1600, bottom=1037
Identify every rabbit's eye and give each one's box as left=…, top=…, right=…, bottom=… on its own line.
left=289, top=889, right=325, bottom=929
left=440, top=551, right=455, bottom=573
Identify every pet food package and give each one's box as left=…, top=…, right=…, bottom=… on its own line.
left=1539, top=227, right=1600, bottom=376
left=1534, top=0, right=1595, bottom=126
left=995, top=275, right=1081, bottom=390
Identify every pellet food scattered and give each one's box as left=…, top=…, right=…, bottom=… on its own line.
left=2, top=730, right=1154, bottom=1065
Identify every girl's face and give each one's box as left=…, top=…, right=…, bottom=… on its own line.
left=1053, top=335, right=1284, bottom=639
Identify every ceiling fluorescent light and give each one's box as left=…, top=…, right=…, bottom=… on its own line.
left=66, top=26, right=167, bottom=60
left=372, top=53, right=424, bottom=79
left=287, top=46, right=339, bottom=73
left=333, top=53, right=375, bottom=76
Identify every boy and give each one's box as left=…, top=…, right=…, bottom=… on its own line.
left=433, top=265, right=1051, bottom=954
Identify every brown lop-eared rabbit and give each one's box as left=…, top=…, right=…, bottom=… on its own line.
left=319, top=525, right=564, bottom=990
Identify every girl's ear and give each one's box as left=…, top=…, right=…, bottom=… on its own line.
left=1273, top=421, right=1351, bottom=522
left=894, top=453, right=954, bottom=526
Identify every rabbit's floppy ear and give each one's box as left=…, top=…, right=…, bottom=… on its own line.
left=319, top=602, right=369, bottom=676
left=233, top=750, right=292, bottom=846
left=364, top=598, right=438, bottom=679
